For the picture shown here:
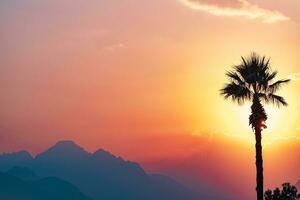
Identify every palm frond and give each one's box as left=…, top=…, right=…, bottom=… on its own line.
left=268, top=79, right=290, bottom=93
left=267, top=94, right=288, bottom=107
left=266, top=71, right=278, bottom=82
left=225, top=71, right=245, bottom=85
left=258, top=70, right=277, bottom=91
left=236, top=53, right=270, bottom=86
left=257, top=93, right=269, bottom=104
left=220, top=82, right=252, bottom=104
left=241, top=56, right=248, bottom=67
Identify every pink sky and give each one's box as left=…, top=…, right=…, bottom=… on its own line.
left=1, top=1, right=300, bottom=199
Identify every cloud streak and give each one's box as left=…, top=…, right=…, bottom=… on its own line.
left=288, top=73, right=300, bottom=81
left=177, top=0, right=289, bottom=23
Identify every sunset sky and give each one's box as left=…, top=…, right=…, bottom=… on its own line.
left=1, top=0, right=300, bottom=199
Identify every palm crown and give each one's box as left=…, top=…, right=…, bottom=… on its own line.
left=220, top=53, right=290, bottom=129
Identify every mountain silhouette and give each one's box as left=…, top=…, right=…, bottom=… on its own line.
left=0, top=151, right=33, bottom=170
left=0, top=171, right=91, bottom=200
left=0, top=140, right=217, bottom=200
left=35, top=140, right=89, bottom=160
left=6, top=166, right=38, bottom=181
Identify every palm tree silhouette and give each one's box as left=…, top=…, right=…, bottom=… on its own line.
left=220, top=53, right=290, bottom=200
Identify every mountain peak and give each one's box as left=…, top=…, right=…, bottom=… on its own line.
left=93, top=149, right=113, bottom=156
left=54, top=140, right=78, bottom=147
left=36, top=140, right=88, bottom=160
left=93, top=149, right=123, bottom=162
left=48, top=140, right=87, bottom=153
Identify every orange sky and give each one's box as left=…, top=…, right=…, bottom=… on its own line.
left=1, top=0, right=300, bottom=199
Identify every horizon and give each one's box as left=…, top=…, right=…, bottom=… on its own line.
left=1, top=133, right=300, bottom=200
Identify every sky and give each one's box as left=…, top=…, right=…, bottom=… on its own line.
left=1, top=0, right=300, bottom=199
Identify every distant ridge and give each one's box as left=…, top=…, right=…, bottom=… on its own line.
left=0, top=171, right=92, bottom=200
left=0, top=150, right=33, bottom=160
left=7, top=166, right=38, bottom=181
left=0, top=140, right=220, bottom=200
left=0, top=150, right=33, bottom=171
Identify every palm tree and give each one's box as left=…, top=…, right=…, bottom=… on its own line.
left=220, top=53, right=290, bottom=200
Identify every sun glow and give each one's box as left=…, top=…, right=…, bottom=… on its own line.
left=218, top=82, right=298, bottom=145
left=236, top=104, right=285, bottom=136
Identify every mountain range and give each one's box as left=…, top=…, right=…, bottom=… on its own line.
left=0, top=140, right=218, bottom=200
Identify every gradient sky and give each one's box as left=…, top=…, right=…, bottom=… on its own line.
left=1, top=0, right=300, bottom=199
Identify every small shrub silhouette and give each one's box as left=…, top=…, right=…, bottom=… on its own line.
left=265, top=183, right=300, bottom=200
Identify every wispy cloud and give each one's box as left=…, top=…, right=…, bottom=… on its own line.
left=105, top=43, right=125, bottom=52
left=177, top=0, right=289, bottom=23
left=288, top=73, right=300, bottom=81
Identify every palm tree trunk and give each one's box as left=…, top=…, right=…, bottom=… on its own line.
left=255, top=127, right=264, bottom=200
left=250, top=95, right=266, bottom=200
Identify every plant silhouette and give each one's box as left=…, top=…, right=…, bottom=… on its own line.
left=265, top=183, right=300, bottom=200
left=220, top=53, right=290, bottom=200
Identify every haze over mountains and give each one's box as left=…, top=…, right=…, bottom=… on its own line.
left=0, top=171, right=91, bottom=200
left=0, top=140, right=223, bottom=200
left=135, top=132, right=300, bottom=200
